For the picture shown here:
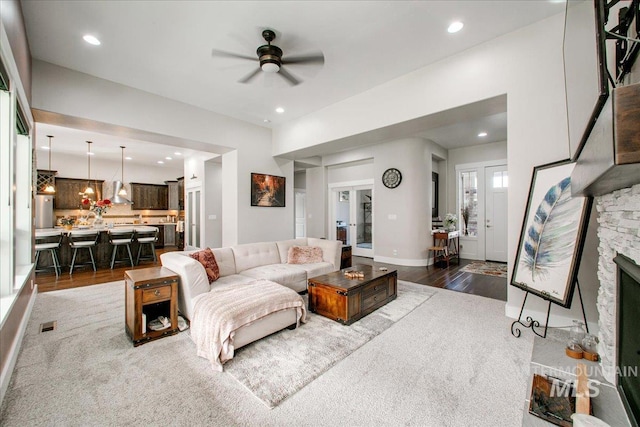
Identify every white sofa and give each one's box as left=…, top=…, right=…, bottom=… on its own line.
left=160, top=238, right=341, bottom=349
left=161, top=237, right=341, bottom=319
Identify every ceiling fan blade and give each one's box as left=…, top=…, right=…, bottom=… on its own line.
left=211, top=48, right=256, bottom=62
left=282, top=53, right=324, bottom=66
left=278, top=68, right=300, bottom=86
left=238, top=67, right=262, bottom=84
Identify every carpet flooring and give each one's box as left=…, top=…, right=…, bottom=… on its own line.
left=460, top=261, right=509, bottom=278
left=225, top=281, right=435, bottom=407
left=1, top=280, right=533, bottom=426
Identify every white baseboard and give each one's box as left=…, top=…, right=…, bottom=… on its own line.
left=0, top=285, right=37, bottom=406
left=374, top=255, right=428, bottom=267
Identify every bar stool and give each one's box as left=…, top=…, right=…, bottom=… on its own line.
left=35, top=229, right=63, bottom=277
left=109, top=228, right=135, bottom=269
left=428, top=232, right=450, bottom=269
left=68, top=230, right=100, bottom=274
left=135, top=227, right=159, bottom=265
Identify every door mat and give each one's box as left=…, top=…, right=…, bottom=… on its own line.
left=460, top=261, right=508, bottom=278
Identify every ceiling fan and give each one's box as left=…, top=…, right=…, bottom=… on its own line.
left=211, top=29, right=324, bottom=86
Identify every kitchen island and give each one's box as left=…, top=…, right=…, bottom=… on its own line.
left=35, top=225, right=171, bottom=273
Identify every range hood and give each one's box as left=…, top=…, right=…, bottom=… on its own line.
left=571, top=83, right=640, bottom=197
left=110, top=181, right=132, bottom=205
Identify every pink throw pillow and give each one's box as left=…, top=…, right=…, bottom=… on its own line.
left=288, top=246, right=323, bottom=264
left=189, top=248, right=220, bottom=283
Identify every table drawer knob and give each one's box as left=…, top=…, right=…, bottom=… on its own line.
left=154, top=289, right=160, bottom=296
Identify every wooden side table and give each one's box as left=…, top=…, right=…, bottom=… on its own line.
left=125, top=266, right=179, bottom=346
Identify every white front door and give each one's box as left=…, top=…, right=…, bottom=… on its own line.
left=485, top=165, right=508, bottom=262
left=295, top=190, right=306, bottom=238
left=185, top=186, right=201, bottom=249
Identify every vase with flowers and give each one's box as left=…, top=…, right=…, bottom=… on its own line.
left=59, top=216, right=75, bottom=231
left=82, top=198, right=112, bottom=228
left=444, top=213, right=457, bottom=232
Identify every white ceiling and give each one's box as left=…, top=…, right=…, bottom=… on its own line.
left=21, top=1, right=564, bottom=155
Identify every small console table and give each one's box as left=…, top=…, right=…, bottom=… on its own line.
left=429, top=230, right=460, bottom=268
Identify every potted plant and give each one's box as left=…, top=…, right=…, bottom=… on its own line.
left=59, top=216, right=75, bottom=231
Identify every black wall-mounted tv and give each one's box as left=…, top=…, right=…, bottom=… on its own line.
left=563, top=0, right=610, bottom=160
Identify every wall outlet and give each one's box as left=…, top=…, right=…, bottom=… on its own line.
left=208, top=214, right=217, bottom=220
left=392, top=249, right=398, bottom=256
left=388, top=214, right=397, bottom=220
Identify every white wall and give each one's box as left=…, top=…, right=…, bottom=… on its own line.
left=274, top=14, right=598, bottom=325
left=294, top=171, right=306, bottom=189
left=31, top=60, right=293, bottom=245
left=327, top=160, right=374, bottom=183
left=305, top=166, right=326, bottom=238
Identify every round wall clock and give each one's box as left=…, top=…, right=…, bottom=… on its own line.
left=382, top=168, right=402, bottom=189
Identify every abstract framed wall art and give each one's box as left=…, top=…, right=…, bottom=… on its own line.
left=251, top=173, right=286, bottom=207
left=511, top=159, right=592, bottom=308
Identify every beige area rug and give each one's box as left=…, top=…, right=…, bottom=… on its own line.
left=224, top=280, right=435, bottom=408
left=460, top=261, right=508, bottom=278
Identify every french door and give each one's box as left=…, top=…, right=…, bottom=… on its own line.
left=331, top=184, right=373, bottom=258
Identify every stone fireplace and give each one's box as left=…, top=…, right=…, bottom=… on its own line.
left=595, top=182, right=640, bottom=384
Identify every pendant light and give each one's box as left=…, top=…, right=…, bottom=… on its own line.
left=84, top=141, right=94, bottom=195
left=43, top=135, right=56, bottom=193
left=111, top=145, right=132, bottom=204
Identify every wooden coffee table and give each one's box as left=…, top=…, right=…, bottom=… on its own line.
left=308, top=264, right=397, bottom=325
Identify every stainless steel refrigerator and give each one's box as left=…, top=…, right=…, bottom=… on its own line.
left=35, top=195, right=55, bottom=229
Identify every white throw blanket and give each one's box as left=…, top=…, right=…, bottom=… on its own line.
left=190, top=279, right=307, bottom=371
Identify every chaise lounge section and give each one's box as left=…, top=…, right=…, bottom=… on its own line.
left=160, top=237, right=342, bottom=369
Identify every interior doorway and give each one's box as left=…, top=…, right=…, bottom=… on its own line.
left=294, top=190, right=306, bottom=238
left=331, top=184, right=373, bottom=258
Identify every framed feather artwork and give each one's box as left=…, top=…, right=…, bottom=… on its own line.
left=511, top=159, right=593, bottom=308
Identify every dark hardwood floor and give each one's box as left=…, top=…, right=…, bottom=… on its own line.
left=352, top=256, right=507, bottom=301
left=36, top=249, right=507, bottom=302
left=35, top=246, right=179, bottom=293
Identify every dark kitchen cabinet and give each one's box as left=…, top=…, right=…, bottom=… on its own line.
left=166, top=180, right=179, bottom=210
left=130, top=183, right=168, bottom=210
left=54, top=178, right=104, bottom=209
left=177, top=177, right=184, bottom=210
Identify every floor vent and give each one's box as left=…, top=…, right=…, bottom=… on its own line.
left=40, top=321, right=57, bottom=333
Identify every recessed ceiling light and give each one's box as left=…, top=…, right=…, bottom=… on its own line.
left=83, top=35, right=101, bottom=46
left=87, top=152, right=95, bottom=156
left=174, top=152, right=182, bottom=156
left=275, top=107, right=285, bottom=114
left=478, top=132, right=488, bottom=137
left=447, top=21, right=464, bottom=33
left=165, top=157, right=172, bottom=160
left=125, top=156, right=132, bottom=160
left=263, top=119, right=271, bottom=123
left=42, top=146, right=50, bottom=150
left=157, top=160, right=164, bottom=164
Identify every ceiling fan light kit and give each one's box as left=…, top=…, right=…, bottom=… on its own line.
left=212, top=28, right=324, bottom=86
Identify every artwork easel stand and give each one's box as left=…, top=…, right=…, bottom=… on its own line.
left=511, top=280, right=589, bottom=339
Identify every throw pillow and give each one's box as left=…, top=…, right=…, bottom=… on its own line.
left=288, top=246, right=323, bottom=264
left=189, top=248, right=220, bottom=283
